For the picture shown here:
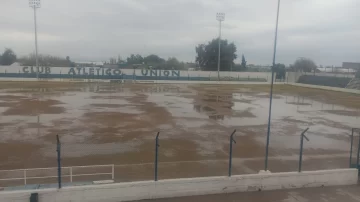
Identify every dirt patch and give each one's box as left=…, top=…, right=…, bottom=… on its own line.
left=190, top=84, right=360, bottom=109
left=0, top=95, right=28, bottom=101
left=58, top=138, right=202, bottom=167
left=311, top=117, right=352, bottom=131
left=0, top=102, right=14, bottom=107
left=322, top=110, right=360, bottom=117
left=232, top=110, right=256, bottom=118
left=0, top=81, right=88, bottom=89
left=233, top=98, right=253, bottom=104
left=90, top=96, right=129, bottom=99
left=0, top=142, right=43, bottom=169
left=286, top=102, right=312, bottom=106
left=2, top=99, right=65, bottom=115
left=227, top=129, right=269, bottom=158
left=90, top=103, right=127, bottom=108
left=282, top=117, right=310, bottom=124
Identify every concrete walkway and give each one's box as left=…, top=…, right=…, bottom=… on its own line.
left=134, top=185, right=360, bottom=202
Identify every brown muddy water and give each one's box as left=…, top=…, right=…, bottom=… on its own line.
left=0, top=82, right=359, bottom=185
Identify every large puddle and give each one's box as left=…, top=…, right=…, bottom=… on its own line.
left=0, top=83, right=359, bottom=173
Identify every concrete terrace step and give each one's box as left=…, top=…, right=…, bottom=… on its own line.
left=346, top=78, right=360, bottom=90
left=297, top=75, right=352, bottom=88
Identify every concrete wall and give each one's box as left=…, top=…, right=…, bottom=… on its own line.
left=0, top=77, right=283, bottom=85
left=0, top=169, right=357, bottom=202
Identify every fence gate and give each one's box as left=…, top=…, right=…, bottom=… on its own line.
left=349, top=128, right=360, bottom=172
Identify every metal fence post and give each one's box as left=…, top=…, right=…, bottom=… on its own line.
left=350, top=128, right=354, bottom=168
left=154, top=132, right=160, bottom=181
left=357, top=131, right=360, bottom=167
left=70, top=167, right=73, bottom=183
left=24, top=170, right=27, bottom=185
left=56, top=135, right=62, bottom=189
left=112, top=164, right=115, bottom=180
left=228, top=130, right=236, bottom=177
left=298, top=128, right=310, bottom=172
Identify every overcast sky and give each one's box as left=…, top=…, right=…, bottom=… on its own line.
left=1, top=0, right=359, bottom=66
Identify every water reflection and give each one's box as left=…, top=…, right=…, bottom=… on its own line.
left=193, top=92, right=234, bottom=120
left=191, top=91, right=360, bottom=128
left=1, top=84, right=359, bottom=146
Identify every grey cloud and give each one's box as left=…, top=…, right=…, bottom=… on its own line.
left=0, top=0, right=359, bottom=66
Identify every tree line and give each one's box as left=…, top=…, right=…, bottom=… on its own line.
left=0, top=47, right=325, bottom=74
left=3, top=44, right=356, bottom=76
left=107, top=54, right=188, bottom=70
left=0, top=48, right=75, bottom=67
left=0, top=39, right=248, bottom=71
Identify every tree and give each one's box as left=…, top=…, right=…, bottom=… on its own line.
left=274, top=63, right=286, bottom=80
left=164, top=57, right=185, bottom=70
left=117, top=55, right=125, bottom=64
left=293, top=58, right=317, bottom=72
left=143, top=54, right=166, bottom=69
left=65, top=56, right=76, bottom=67
left=109, top=57, right=117, bottom=64
left=241, top=54, right=247, bottom=70
left=195, top=38, right=237, bottom=71
left=1, top=48, right=17, bottom=65
left=233, top=64, right=246, bottom=72
left=143, top=54, right=165, bottom=64
left=127, top=54, right=144, bottom=64
left=18, top=54, right=74, bottom=67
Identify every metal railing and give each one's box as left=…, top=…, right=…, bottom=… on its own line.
left=0, top=164, right=114, bottom=186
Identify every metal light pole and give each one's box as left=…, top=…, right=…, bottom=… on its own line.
left=56, top=135, right=62, bottom=189
left=216, top=13, right=225, bottom=81
left=29, top=0, right=41, bottom=79
left=264, top=0, right=281, bottom=171
left=154, top=132, right=160, bottom=181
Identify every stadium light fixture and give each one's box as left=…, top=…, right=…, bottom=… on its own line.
left=216, top=13, right=225, bottom=81
left=29, top=0, right=41, bottom=79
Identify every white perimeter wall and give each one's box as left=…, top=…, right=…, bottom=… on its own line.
left=0, top=66, right=272, bottom=80
left=0, top=169, right=357, bottom=202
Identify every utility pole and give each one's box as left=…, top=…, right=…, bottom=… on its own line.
left=265, top=0, right=281, bottom=171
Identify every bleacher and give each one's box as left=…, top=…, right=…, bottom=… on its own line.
left=346, top=78, right=360, bottom=90
left=297, top=75, right=352, bottom=88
